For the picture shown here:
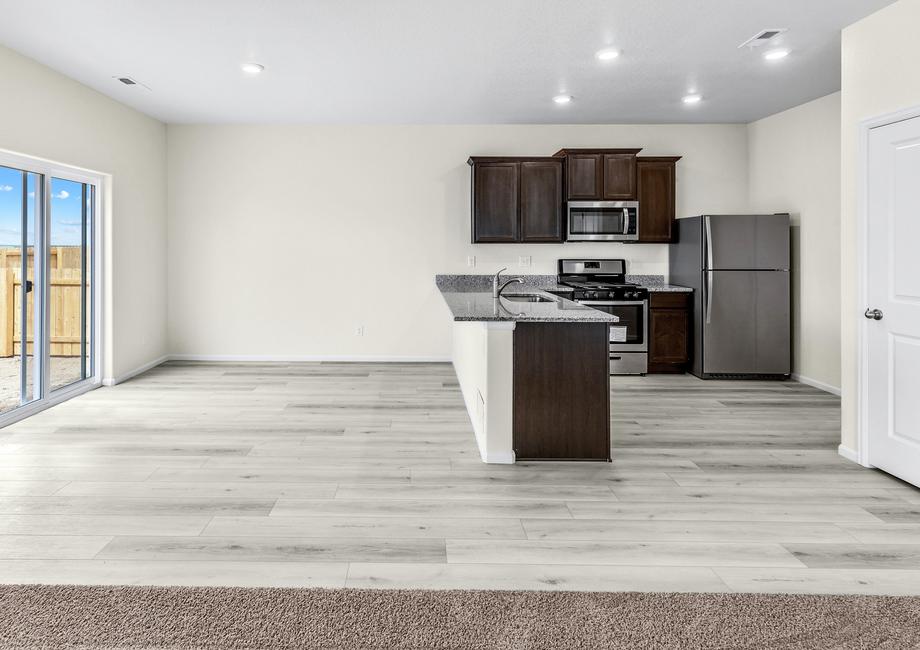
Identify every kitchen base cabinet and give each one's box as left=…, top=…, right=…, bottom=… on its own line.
left=648, top=292, right=692, bottom=374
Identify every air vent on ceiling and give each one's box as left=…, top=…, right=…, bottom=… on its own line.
left=738, top=28, right=788, bottom=49
left=112, top=76, right=151, bottom=91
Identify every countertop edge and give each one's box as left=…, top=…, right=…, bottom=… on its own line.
left=438, top=288, right=620, bottom=323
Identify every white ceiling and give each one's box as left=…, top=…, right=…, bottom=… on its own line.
left=0, top=0, right=894, bottom=124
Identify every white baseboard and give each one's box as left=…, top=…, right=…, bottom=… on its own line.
left=791, top=373, right=841, bottom=396
left=102, top=355, right=169, bottom=386
left=837, top=444, right=860, bottom=464
left=167, top=354, right=452, bottom=363
left=483, top=451, right=516, bottom=465
left=102, top=354, right=451, bottom=385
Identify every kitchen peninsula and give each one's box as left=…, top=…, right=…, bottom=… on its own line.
left=438, top=277, right=616, bottom=464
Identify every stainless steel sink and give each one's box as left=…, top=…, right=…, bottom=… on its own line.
left=501, top=294, right=555, bottom=303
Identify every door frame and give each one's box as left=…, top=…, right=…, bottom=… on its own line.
left=0, top=148, right=106, bottom=428
left=855, top=104, right=920, bottom=468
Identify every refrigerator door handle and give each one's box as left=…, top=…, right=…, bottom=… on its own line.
left=705, top=215, right=714, bottom=270
left=705, top=271, right=713, bottom=325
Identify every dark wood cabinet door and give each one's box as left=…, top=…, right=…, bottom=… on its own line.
left=602, top=153, right=637, bottom=199
left=520, top=160, right=563, bottom=242
left=637, top=158, right=678, bottom=243
left=472, top=162, right=519, bottom=243
left=649, top=308, right=689, bottom=364
left=565, top=154, right=602, bottom=199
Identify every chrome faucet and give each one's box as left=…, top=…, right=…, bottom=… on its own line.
left=492, top=267, right=524, bottom=298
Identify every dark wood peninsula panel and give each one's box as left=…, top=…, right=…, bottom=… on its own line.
left=513, top=322, right=611, bottom=461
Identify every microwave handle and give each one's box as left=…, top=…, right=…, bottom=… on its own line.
left=622, top=208, right=629, bottom=236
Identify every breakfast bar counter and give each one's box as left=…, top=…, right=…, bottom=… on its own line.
left=438, top=284, right=616, bottom=464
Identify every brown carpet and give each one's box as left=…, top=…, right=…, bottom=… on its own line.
left=1, top=585, right=919, bottom=649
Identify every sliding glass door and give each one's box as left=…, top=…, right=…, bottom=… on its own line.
left=48, top=177, right=93, bottom=391
left=0, top=155, right=99, bottom=424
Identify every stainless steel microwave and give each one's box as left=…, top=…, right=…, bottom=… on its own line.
left=566, top=201, right=639, bottom=241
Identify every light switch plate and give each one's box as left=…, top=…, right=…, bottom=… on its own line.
left=518, top=255, right=532, bottom=268
left=467, top=256, right=476, bottom=267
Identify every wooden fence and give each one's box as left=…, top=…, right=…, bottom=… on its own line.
left=0, top=247, right=87, bottom=358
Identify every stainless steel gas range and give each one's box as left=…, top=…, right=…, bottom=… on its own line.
left=558, top=259, right=649, bottom=375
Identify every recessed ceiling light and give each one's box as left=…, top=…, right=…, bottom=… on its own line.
left=553, top=94, right=573, bottom=105
left=595, top=48, right=620, bottom=61
left=240, top=62, right=265, bottom=75
left=763, top=48, right=790, bottom=61
left=682, top=94, right=702, bottom=105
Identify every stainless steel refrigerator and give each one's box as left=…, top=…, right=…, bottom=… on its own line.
left=669, top=214, right=791, bottom=379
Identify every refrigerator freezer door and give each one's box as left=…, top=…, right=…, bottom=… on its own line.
left=704, top=214, right=790, bottom=270
left=702, top=270, right=791, bottom=375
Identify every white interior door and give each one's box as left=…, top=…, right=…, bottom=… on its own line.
left=866, top=115, right=920, bottom=487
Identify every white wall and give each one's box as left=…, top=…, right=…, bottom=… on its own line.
left=748, top=92, right=841, bottom=393
left=0, top=46, right=168, bottom=381
left=840, top=0, right=920, bottom=451
left=166, top=124, right=748, bottom=359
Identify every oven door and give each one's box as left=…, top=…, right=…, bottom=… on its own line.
left=579, top=301, right=648, bottom=351
left=566, top=201, right=639, bottom=241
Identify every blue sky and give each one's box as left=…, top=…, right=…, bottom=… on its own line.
left=0, top=165, right=88, bottom=247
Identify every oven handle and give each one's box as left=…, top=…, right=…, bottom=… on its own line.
left=576, top=300, right=646, bottom=306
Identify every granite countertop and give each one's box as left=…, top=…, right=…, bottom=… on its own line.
left=439, top=289, right=619, bottom=323
left=436, top=274, right=692, bottom=295
left=643, top=284, right=693, bottom=293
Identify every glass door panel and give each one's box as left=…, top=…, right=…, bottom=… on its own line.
left=48, top=177, right=92, bottom=392
left=0, top=164, right=40, bottom=414
left=23, top=173, right=38, bottom=403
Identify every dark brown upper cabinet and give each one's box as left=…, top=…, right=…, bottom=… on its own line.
left=603, top=153, right=638, bottom=199
left=520, top=161, right=564, bottom=242
left=469, top=157, right=563, bottom=244
left=553, top=149, right=641, bottom=201
left=563, top=154, right=603, bottom=200
left=636, top=156, right=681, bottom=243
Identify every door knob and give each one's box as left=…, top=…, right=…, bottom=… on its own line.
left=864, top=308, right=883, bottom=320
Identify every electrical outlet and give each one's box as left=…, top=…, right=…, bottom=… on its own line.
left=467, top=256, right=476, bottom=267
left=355, top=325, right=365, bottom=337
left=518, top=255, right=532, bottom=268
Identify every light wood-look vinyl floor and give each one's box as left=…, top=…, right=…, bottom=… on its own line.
left=1, top=361, right=919, bottom=594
